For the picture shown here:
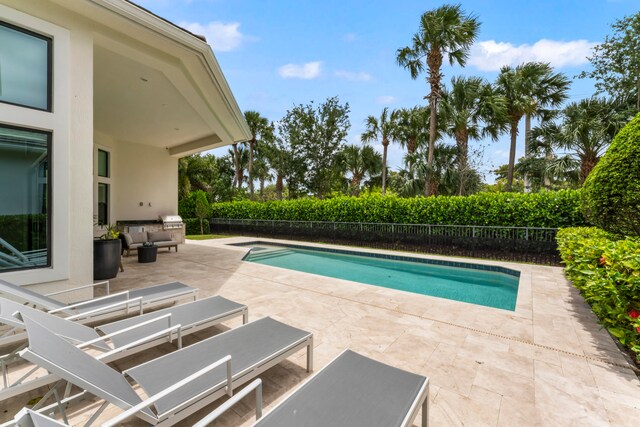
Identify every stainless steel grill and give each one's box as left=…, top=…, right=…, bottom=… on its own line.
left=160, top=215, right=184, bottom=230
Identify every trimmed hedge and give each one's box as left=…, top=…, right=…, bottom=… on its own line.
left=211, top=190, right=586, bottom=228
left=557, top=227, right=640, bottom=360
left=583, top=112, right=640, bottom=236
left=184, top=218, right=210, bottom=235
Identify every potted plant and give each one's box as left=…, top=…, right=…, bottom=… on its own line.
left=94, top=223, right=122, bottom=280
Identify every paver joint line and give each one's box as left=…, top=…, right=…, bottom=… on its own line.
left=227, top=267, right=636, bottom=373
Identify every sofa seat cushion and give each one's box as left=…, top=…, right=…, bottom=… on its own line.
left=155, top=240, right=178, bottom=248
left=148, top=231, right=172, bottom=243
left=128, top=242, right=143, bottom=249
left=129, top=232, right=148, bottom=244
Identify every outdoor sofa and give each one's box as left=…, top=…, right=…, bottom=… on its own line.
left=120, top=231, right=178, bottom=256
left=12, top=313, right=313, bottom=427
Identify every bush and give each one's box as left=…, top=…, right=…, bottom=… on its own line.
left=179, top=190, right=211, bottom=219
left=557, top=227, right=640, bottom=360
left=211, top=190, right=586, bottom=228
left=583, top=113, right=640, bottom=236
left=184, top=218, right=210, bottom=235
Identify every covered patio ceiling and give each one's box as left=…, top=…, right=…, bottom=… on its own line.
left=88, top=0, right=250, bottom=157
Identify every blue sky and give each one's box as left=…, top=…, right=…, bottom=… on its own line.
left=137, top=0, right=638, bottom=182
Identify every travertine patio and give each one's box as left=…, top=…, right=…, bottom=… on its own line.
left=4, top=237, right=640, bottom=426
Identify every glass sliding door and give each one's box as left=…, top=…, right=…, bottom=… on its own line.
left=0, top=125, right=51, bottom=271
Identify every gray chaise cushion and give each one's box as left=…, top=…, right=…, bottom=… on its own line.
left=255, top=350, right=428, bottom=427
left=126, top=317, right=311, bottom=415
left=96, top=296, right=245, bottom=348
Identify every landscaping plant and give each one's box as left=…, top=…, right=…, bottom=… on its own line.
left=557, top=227, right=640, bottom=361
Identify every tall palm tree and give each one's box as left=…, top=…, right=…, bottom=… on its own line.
left=361, top=107, right=399, bottom=196
left=397, top=4, right=480, bottom=195
left=440, top=76, right=507, bottom=195
left=342, top=145, right=383, bottom=196
left=496, top=62, right=570, bottom=191
left=244, top=111, right=273, bottom=201
left=521, top=64, right=570, bottom=192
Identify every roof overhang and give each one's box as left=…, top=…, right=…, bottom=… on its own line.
left=52, top=0, right=251, bottom=157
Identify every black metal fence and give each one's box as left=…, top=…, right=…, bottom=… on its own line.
left=211, top=218, right=561, bottom=265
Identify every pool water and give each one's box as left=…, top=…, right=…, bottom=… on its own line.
left=239, top=243, right=519, bottom=311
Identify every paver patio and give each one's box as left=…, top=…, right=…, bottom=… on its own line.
left=3, top=237, right=639, bottom=426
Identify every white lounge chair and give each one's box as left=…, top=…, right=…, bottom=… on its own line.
left=0, top=279, right=197, bottom=333
left=196, top=349, right=430, bottom=427
left=0, top=295, right=248, bottom=400
left=12, top=408, right=68, bottom=427
left=13, top=312, right=313, bottom=427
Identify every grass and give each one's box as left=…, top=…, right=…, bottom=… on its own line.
left=185, top=234, right=232, bottom=240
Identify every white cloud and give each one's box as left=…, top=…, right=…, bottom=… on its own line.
left=335, top=70, right=372, bottom=81
left=468, top=39, right=597, bottom=71
left=278, top=61, right=322, bottom=79
left=375, top=95, right=397, bottom=105
left=179, top=21, right=257, bottom=52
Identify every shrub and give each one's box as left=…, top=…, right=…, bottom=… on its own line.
left=557, top=227, right=640, bottom=360
left=184, top=218, right=210, bottom=235
left=583, top=113, right=640, bottom=236
left=211, top=190, right=586, bottom=228
left=179, top=190, right=211, bottom=219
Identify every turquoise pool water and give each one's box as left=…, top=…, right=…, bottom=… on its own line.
left=237, top=242, right=519, bottom=311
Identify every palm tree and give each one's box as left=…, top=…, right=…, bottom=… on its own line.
left=361, top=107, right=399, bottom=196
left=228, top=144, right=249, bottom=189
left=244, top=111, right=273, bottom=200
left=440, top=76, right=507, bottom=195
left=342, top=145, right=383, bottom=196
left=496, top=62, right=570, bottom=191
left=521, top=64, right=570, bottom=192
left=394, top=106, right=429, bottom=166
left=397, top=4, right=480, bottom=195
left=399, top=144, right=461, bottom=197
left=548, top=97, right=630, bottom=183
left=251, top=158, right=273, bottom=199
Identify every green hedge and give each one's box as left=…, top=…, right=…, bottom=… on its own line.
left=557, top=227, right=640, bottom=360
left=583, top=112, right=640, bottom=236
left=184, top=218, right=211, bottom=235
left=211, top=190, right=586, bottom=228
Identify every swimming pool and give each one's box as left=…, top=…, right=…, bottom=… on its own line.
left=234, top=242, right=520, bottom=311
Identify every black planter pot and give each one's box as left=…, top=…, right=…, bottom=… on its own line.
left=94, top=239, right=122, bottom=280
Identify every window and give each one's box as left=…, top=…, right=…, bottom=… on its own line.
left=96, top=148, right=111, bottom=225
left=97, top=149, right=109, bottom=178
left=0, top=124, right=51, bottom=272
left=0, top=21, right=52, bottom=111
left=97, top=183, right=109, bottom=225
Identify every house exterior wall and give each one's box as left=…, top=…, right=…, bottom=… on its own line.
left=94, top=134, right=179, bottom=223
left=0, top=2, right=94, bottom=298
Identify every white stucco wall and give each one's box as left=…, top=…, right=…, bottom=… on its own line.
left=94, top=134, right=179, bottom=223
left=0, top=2, right=94, bottom=297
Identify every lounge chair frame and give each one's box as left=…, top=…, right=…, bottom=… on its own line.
left=13, top=315, right=313, bottom=427
left=0, top=296, right=248, bottom=400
